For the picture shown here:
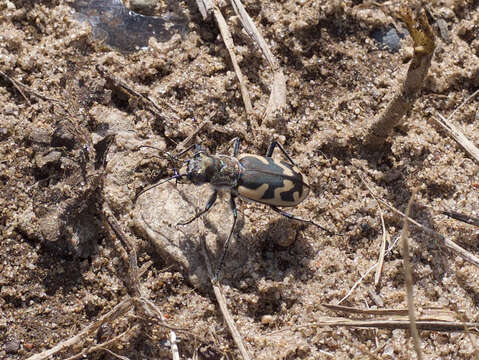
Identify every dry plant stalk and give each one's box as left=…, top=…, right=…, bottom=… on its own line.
left=26, top=298, right=134, bottom=360
left=63, top=325, right=140, bottom=360
left=275, top=317, right=479, bottom=334
left=229, top=0, right=286, bottom=119
left=212, top=5, right=253, bottom=113
left=357, top=170, right=479, bottom=269
left=377, top=195, right=479, bottom=268
left=433, top=89, right=479, bottom=162
left=195, top=0, right=252, bottom=112
left=96, top=65, right=180, bottom=121
left=0, top=69, right=62, bottom=104
left=400, top=191, right=423, bottom=360
left=27, top=204, right=187, bottom=360
left=374, top=204, right=388, bottom=286
left=318, top=304, right=479, bottom=333
left=434, top=110, right=479, bottom=163
left=365, top=7, right=435, bottom=148
left=195, top=0, right=286, bottom=119
left=442, top=210, right=479, bottom=227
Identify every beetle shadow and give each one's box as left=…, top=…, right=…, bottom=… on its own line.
left=221, top=215, right=317, bottom=283
left=147, top=183, right=321, bottom=294
left=219, top=215, right=320, bottom=319
left=175, top=185, right=319, bottom=283
left=136, top=183, right=251, bottom=292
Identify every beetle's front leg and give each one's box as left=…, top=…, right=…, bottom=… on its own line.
left=177, top=191, right=218, bottom=225
left=231, top=137, right=241, bottom=157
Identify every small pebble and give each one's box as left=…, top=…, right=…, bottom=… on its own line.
left=130, top=0, right=156, bottom=15
left=261, top=315, right=276, bottom=324
left=371, top=27, right=405, bottom=53
left=5, top=339, right=20, bottom=354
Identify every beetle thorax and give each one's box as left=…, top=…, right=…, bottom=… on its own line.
left=187, top=153, right=241, bottom=188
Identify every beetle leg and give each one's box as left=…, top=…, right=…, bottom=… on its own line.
left=214, top=194, right=238, bottom=280
left=266, top=141, right=296, bottom=166
left=269, top=206, right=336, bottom=235
left=177, top=191, right=218, bottom=225
left=232, top=137, right=241, bottom=157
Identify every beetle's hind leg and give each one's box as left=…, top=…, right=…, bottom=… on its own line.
left=266, top=141, right=296, bottom=166
left=177, top=191, right=218, bottom=225
left=269, top=206, right=337, bottom=236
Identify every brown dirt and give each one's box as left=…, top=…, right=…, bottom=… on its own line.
left=2, top=0, right=479, bottom=359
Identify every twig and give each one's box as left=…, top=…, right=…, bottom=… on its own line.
left=174, top=116, right=211, bottom=154
left=102, top=204, right=142, bottom=297
left=170, top=330, right=180, bottom=360
left=195, top=0, right=213, bottom=20
left=96, top=64, right=180, bottom=120
left=447, top=88, right=479, bottom=121
left=63, top=325, right=139, bottom=360
left=442, top=210, right=479, bottom=227
left=337, top=262, right=378, bottom=305
left=133, top=297, right=187, bottom=331
left=378, top=197, right=479, bottom=267
left=103, top=203, right=185, bottom=358
left=357, top=170, right=479, bottom=268
left=401, top=191, right=423, bottom=360
left=374, top=204, right=388, bottom=287
left=211, top=6, right=252, bottom=113
left=336, top=196, right=399, bottom=304
left=0, top=70, right=30, bottom=103
left=323, top=304, right=409, bottom=316
left=229, top=0, right=286, bottom=119
left=230, top=0, right=277, bottom=69
left=0, top=70, right=61, bottom=103
left=365, top=8, right=435, bottom=147
left=198, top=220, right=252, bottom=360
left=318, top=349, right=335, bottom=358
left=138, top=260, right=153, bottom=277
left=433, top=111, right=479, bottom=163
left=26, top=298, right=134, bottom=360
left=196, top=0, right=285, bottom=118
left=272, top=318, right=479, bottom=334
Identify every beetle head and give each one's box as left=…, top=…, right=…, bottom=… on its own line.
left=186, top=151, right=218, bottom=185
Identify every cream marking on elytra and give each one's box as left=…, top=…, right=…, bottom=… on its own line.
left=273, top=179, right=298, bottom=206
left=237, top=153, right=269, bottom=165
left=238, top=183, right=269, bottom=201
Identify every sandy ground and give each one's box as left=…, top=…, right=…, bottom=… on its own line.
left=1, top=0, right=479, bottom=359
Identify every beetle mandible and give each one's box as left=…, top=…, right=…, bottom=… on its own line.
left=136, top=138, right=334, bottom=279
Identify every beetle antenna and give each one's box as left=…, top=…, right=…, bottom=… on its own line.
left=138, top=145, right=181, bottom=163
left=135, top=173, right=184, bottom=202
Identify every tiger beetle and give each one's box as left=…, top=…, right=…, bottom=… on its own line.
left=136, top=138, right=336, bottom=280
